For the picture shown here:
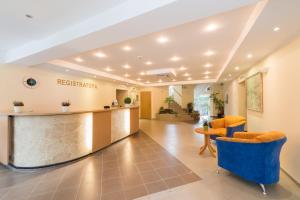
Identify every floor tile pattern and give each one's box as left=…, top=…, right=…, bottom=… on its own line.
left=0, top=132, right=201, bottom=200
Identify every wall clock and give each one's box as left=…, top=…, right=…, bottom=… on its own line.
left=23, top=76, right=39, bottom=89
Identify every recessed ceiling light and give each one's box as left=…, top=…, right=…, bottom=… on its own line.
left=235, top=66, right=240, bottom=70
left=137, top=78, right=142, bottom=81
left=145, top=81, right=151, bottom=84
left=183, top=73, right=190, bottom=77
left=170, top=56, right=181, bottom=62
left=204, top=63, right=213, bottom=68
left=228, top=74, right=232, bottom=77
left=140, top=72, right=145, bottom=75
left=179, top=66, right=187, bottom=71
left=158, top=79, right=163, bottom=83
left=65, top=69, right=70, bottom=72
left=203, top=71, right=211, bottom=75
left=204, top=50, right=215, bottom=56
left=124, top=73, right=130, bottom=77
left=247, top=53, right=253, bottom=58
left=145, top=61, right=153, bottom=65
left=93, top=75, right=97, bottom=78
left=74, top=57, right=83, bottom=62
left=123, top=46, right=132, bottom=51
left=187, top=77, right=192, bottom=81
left=105, top=67, right=112, bottom=72
left=205, top=76, right=210, bottom=79
left=94, top=52, right=107, bottom=58
left=157, top=36, right=169, bottom=44
left=204, top=23, right=219, bottom=32
left=25, top=14, right=33, bottom=19
left=123, top=64, right=131, bottom=69
left=224, top=78, right=228, bottom=81
left=273, top=27, right=280, bottom=32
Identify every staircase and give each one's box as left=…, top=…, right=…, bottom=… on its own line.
left=168, top=101, right=194, bottom=121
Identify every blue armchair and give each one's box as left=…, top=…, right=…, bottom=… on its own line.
left=216, top=131, right=287, bottom=195
left=209, top=116, right=246, bottom=140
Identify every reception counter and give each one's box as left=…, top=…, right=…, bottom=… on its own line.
left=0, top=107, right=139, bottom=168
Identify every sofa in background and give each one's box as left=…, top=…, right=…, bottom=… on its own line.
left=209, top=116, right=246, bottom=140
left=216, top=131, right=287, bottom=195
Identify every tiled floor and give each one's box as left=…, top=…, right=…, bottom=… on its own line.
left=0, top=131, right=200, bottom=200
left=138, top=119, right=300, bottom=200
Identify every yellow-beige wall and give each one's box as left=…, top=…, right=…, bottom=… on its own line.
left=224, top=36, right=300, bottom=183
left=0, top=64, right=138, bottom=112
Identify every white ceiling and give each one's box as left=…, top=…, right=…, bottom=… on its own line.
left=0, top=0, right=127, bottom=51
left=221, top=0, right=300, bottom=81
left=2, top=0, right=300, bottom=87
left=61, top=5, right=256, bottom=84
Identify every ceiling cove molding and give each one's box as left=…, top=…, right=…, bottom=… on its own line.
left=48, top=60, right=144, bottom=86
left=216, top=0, right=269, bottom=81
left=146, top=79, right=217, bottom=87
left=48, top=60, right=217, bottom=87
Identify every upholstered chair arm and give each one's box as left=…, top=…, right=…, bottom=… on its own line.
left=227, top=121, right=246, bottom=127
left=234, top=132, right=263, bottom=139
left=226, top=123, right=245, bottom=137
left=217, top=137, right=259, bottom=143
left=210, top=118, right=225, bottom=129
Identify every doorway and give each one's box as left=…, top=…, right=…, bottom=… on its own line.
left=140, top=91, right=152, bottom=119
left=116, top=89, right=128, bottom=107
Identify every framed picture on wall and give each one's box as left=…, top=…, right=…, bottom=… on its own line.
left=246, top=72, right=263, bottom=112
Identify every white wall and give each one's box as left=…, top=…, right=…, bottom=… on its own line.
left=0, top=64, right=138, bottom=112
left=182, top=85, right=194, bottom=109
left=224, top=36, right=300, bottom=183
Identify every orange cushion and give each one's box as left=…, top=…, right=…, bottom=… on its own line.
left=255, top=131, right=286, bottom=142
left=212, top=128, right=226, bottom=136
left=210, top=118, right=225, bottom=129
left=224, top=116, right=246, bottom=127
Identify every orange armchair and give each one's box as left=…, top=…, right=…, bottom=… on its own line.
left=209, top=116, right=246, bottom=139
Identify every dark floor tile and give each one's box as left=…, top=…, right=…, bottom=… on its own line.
left=121, top=174, right=144, bottom=190
left=136, top=162, right=153, bottom=172
left=77, top=183, right=100, bottom=200
left=164, top=176, right=185, bottom=188
left=156, top=167, right=178, bottom=179
left=145, top=180, right=168, bottom=194
left=102, top=178, right=123, bottom=194
left=170, top=165, right=191, bottom=175
left=102, top=168, right=121, bottom=180
left=140, top=170, right=162, bottom=183
left=181, top=172, right=201, bottom=184
left=101, top=191, right=125, bottom=200
left=29, top=192, right=53, bottom=200
left=123, top=185, right=148, bottom=200
left=33, top=178, right=60, bottom=195
left=53, top=187, right=77, bottom=200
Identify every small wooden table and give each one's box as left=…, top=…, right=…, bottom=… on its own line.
left=194, top=128, right=222, bottom=157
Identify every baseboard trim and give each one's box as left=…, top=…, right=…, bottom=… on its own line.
left=281, top=168, right=300, bottom=186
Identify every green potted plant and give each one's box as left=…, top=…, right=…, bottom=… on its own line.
left=203, top=120, right=209, bottom=131
left=124, top=97, right=132, bottom=107
left=13, top=101, right=24, bottom=113
left=191, top=110, right=200, bottom=122
left=61, top=100, right=71, bottom=112
left=165, top=96, right=174, bottom=108
left=210, top=93, right=225, bottom=118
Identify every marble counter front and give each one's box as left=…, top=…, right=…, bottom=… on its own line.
left=0, top=107, right=139, bottom=168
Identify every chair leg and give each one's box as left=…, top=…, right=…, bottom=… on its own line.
left=217, top=167, right=221, bottom=174
left=259, top=184, right=267, bottom=195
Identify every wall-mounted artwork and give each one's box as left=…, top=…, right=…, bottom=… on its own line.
left=246, top=73, right=263, bottom=112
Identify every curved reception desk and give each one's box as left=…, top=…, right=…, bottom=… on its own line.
left=0, top=107, right=139, bottom=168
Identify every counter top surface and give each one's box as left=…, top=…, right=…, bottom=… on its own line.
left=0, top=106, right=139, bottom=116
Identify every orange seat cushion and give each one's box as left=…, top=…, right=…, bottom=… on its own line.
left=210, top=118, right=225, bottom=129
left=212, top=128, right=226, bottom=136
left=224, top=116, right=246, bottom=127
